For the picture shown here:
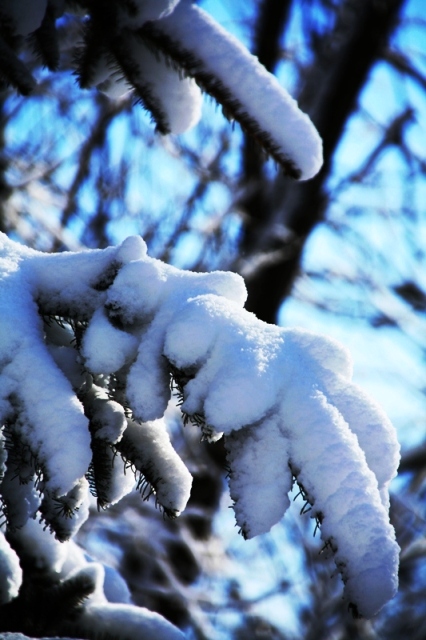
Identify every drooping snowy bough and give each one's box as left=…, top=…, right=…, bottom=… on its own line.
left=1, top=0, right=322, bottom=179
left=0, top=232, right=400, bottom=627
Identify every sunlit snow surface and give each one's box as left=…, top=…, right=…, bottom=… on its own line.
left=0, top=233, right=399, bottom=619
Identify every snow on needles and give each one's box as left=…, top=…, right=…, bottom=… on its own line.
left=102, top=0, right=323, bottom=176
left=142, top=0, right=323, bottom=179
left=0, top=233, right=400, bottom=619
left=1, top=0, right=323, bottom=177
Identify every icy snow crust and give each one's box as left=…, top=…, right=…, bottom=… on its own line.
left=0, top=233, right=399, bottom=619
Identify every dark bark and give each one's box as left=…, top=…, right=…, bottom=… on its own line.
left=53, top=95, right=125, bottom=251
left=398, top=446, right=426, bottom=475
left=240, top=0, right=293, bottom=247
left=240, top=0, right=406, bottom=324
left=253, top=0, right=292, bottom=74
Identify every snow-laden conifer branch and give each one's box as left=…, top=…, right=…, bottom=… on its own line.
left=0, top=35, right=36, bottom=96
left=0, top=0, right=323, bottom=178
left=109, top=30, right=202, bottom=135
left=29, top=0, right=61, bottom=71
left=140, top=0, right=323, bottom=179
left=0, top=232, right=400, bottom=620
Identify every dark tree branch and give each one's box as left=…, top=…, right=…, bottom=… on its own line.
left=253, top=0, right=293, bottom=73
left=398, top=446, right=426, bottom=475
left=384, top=47, right=426, bottom=92
left=240, top=0, right=293, bottom=247
left=337, top=107, right=414, bottom=186
left=240, top=0, right=406, bottom=323
left=54, top=95, right=126, bottom=250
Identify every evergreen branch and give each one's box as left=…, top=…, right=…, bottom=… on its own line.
left=168, top=360, right=216, bottom=441
left=29, top=1, right=61, bottom=71
left=39, top=483, right=85, bottom=542
left=92, top=260, right=120, bottom=291
left=107, top=372, right=133, bottom=418
left=86, top=437, right=119, bottom=510
left=0, top=34, right=35, bottom=96
left=2, top=421, right=40, bottom=485
left=115, top=431, right=179, bottom=519
left=110, top=31, right=170, bottom=134
left=140, top=22, right=301, bottom=177
left=74, top=2, right=118, bottom=89
left=42, top=313, right=88, bottom=349
left=0, top=570, right=96, bottom=635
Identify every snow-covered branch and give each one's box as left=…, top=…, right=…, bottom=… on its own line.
left=0, top=232, right=399, bottom=623
left=0, top=0, right=322, bottom=179
left=140, top=0, right=322, bottom=179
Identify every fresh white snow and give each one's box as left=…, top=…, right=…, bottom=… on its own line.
left=147, top=0, right=323, bottom=178
left=0, top=532, right=22, bottom=604
left=0, top=232, right=400, bottom=617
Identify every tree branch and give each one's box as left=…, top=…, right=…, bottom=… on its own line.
left=241, top=0, right=406, bottom=323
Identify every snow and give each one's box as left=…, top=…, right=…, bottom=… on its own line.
left=279, top=384, right=399, bottom=617
left=121, top=33, right=202, bottom=134
left=3, top=344, right=92, bottom=496
left=85, top=384, right=127, bottom=443
left=106, top=258, right=247, bottom=422
left=0, top=0, right=402, bottom=624
left=166, top=296, right=286, bottom=432
left=1, top=0, right=324, bottom=180
left=28, top=244, right=115, bottom=318
left=147, top=0, right=323, bottom=179
left=322, top=378, right=399, bottom=506
left=225, top=417, right=293, bottom=539
left=0, top=232, right=400, bottom=618
left=98, top=73, right=133, bottom=101
left=103, top=563, right=133, bottom=604
left=10, top=517, right=70, bottom=574
left=83, top=308, right=139, bottom=375
left=58, top=0, right=323, bottom=172
left=0, top=237, right=118, bottom=500
left=0, top=532, right=22, bottom=604
left=111, top=241, right=398, bottom=615
left=117, top=0, right=181, bottom=29
left=92, top=28, right=202, bottom=134
left=0, top=470, right=41, bottom=530
left=74, top=602, right=186, bottom=640
left=118, top=419, right=192, bottom=515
